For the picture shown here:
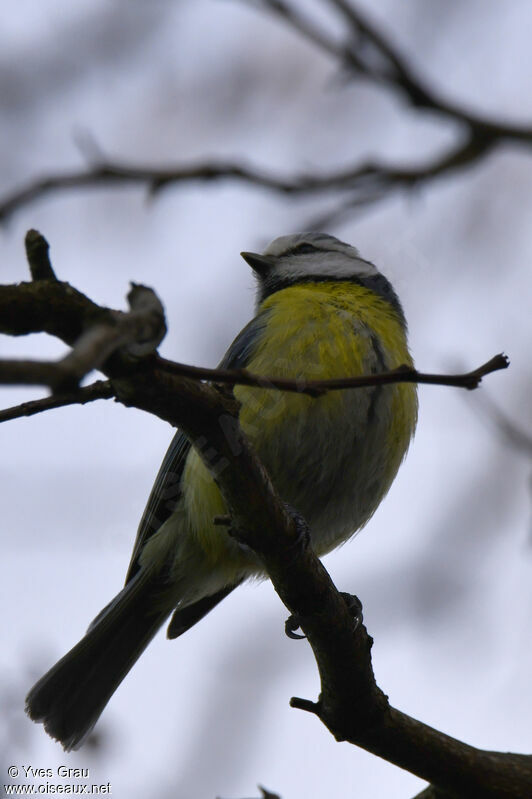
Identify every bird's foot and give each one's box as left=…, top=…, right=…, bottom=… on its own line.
left=339, top=592, right=363, bottom=631
left=283, top=502, right=311, bottom=550
left=284, top=592, right=363, bottom=640
left=285, top=614, right=306, bottom=640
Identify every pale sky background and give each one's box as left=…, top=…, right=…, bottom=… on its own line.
left=1, top=2, right=531, bottom=798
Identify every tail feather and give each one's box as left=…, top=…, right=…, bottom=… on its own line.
left=25, top=569, right=171, bottom=751
left=166, top=581, right=240, bottom=639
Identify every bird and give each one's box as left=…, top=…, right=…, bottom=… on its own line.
left=25, top=232, right=418, bottom=750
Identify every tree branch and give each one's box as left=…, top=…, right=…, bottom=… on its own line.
left=25, top=228, right=57, bottom=281
left=262, top=0, right=532, bottom=138
left=411, top=787, right=455, bottom=799
left=2, top=232, right=527, bottom=797
left=0, top=135, right=509, bottom=226
left=0, top=283, right=165, bottom=392
left=1, top=3, right=532, bottom=224
left=0, top=232, right=509, bottom=397
left=0, top=231, right=166, bottom=392
left=0, top=159, right=302, bottom=224
left=156, top=353, right=509, bottom=395
left=0, top=380, right=114, bottom=423
left=112, top=367, right=532, bottom=798
left=0, top=278, right=508, bottom=395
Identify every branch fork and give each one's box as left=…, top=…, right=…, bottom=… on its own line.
left=0, top=230, right=528, bottom=799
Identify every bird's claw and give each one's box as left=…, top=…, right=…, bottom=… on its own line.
left=283, top=503, right=311, bottom=550
left=285, top=614, right=306, bottom=639
left=340, top=592, right=363, bottom=630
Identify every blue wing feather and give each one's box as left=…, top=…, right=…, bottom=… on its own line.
left=218, top=310, right=269, bottom=370
left=125, top=431, right=191, bottom=582
left=125, top=309, right=269, bottom=584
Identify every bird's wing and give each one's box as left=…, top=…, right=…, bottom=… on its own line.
left=125, top=309, right=270, bottom=585
left=124, top=431, right=191, bottom=583
left=217, top=309, right=269, bottom=370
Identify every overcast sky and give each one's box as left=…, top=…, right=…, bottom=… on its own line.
left=1, top=2, right=531, bottom=798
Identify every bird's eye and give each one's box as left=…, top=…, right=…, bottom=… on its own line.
left=285, top=243, right=319, bottom=256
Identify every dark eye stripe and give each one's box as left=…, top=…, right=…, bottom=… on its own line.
left=283, top=243, right=320, bottom=256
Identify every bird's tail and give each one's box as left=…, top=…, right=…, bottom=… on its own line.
left=25, top=568, right=171, bottom=751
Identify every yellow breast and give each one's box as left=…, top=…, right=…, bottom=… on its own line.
left=182, top=281, right=417, bottom=575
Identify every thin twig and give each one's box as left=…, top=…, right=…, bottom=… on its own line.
left=0, top=87, right=529, bottom=225
left=155, top=353, right=509, bottom=397
left=0, top=160, right=299, bottom=224
left=0, top=380, right=114, bottom=423
left=0, top=354, right=509, bottom=419
left=0, top=354, right=510, bottom=404
left=266, top=0, right=532, bottom=137
left=24, top=229, right=57, bottom=281
left=0, top=2, right=530, bottom=225
left=0, top=135, right=507, bottom=229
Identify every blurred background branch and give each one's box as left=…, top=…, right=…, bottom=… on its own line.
left=1, top=2, right=531, bottom=798
left=2, top=1, right=532, bottom=226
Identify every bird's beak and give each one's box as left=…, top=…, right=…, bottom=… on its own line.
left=240, top=251, right=275, bottom=276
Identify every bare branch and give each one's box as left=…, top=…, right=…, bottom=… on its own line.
left=0, top=3, right=528, bottom=228
left=0, top=380, right=114, bottom=423
left=258, top=789, right=281, bottom=799
left=0, top=281, right=111, bottom=344
left=1, top=344, right=507, bottom=397
left=55, top=282, right=166, bottom=388
left=0, top=159, right=300, bottom=225
left=25, top=229, right=57, bottom=281
left=0, top=130, right=513, bottom=226
left=0, top=235, right=166, bottom=392
left=249, top=0, right=346, bottom=66
left=325, top=0, right=453, bottom=111
left=0, top=285, right=165, bottom=392
left=1, top=232, right=527, bottom=797
left=263, top=0, right=532, bottom=138
left=156, top=353, right=509, bottom=396
left=0, top=358, right=81, bottom=389
left=2, top=232, right=509, bottom=398
left=0, top=266, right=508, bottom=396
left=328, top=0, right=419, bottom=80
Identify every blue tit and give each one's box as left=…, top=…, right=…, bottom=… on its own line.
left=26, top=232, right=418, bottom=750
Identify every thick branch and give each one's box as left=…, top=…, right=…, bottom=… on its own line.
left=0, top=234, right=166, bottom=392
left=412, top=787, right=455, bottom=799
left=181, top=371, right=530, bottom=798
left=0, top=286, right=165, bottom=392
left=2, top=237, right=527, bottom=797
left=0, top=280, right=112, bottom=344
left=72, top=358, right=532, bottom=799
left=48, top=282, right=166, bottom=389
